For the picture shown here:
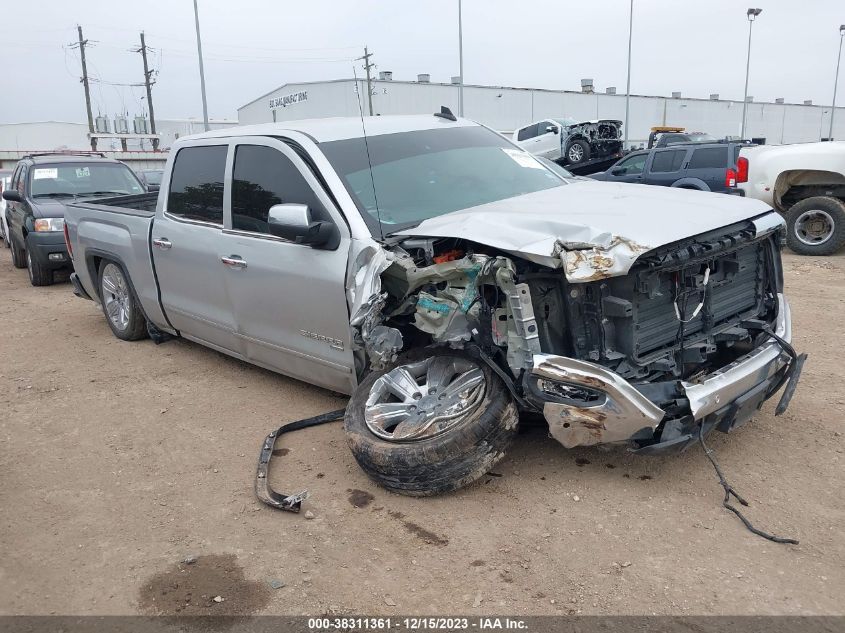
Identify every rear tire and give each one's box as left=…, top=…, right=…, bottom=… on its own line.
left=344, top=347, right=519, bottom=496
left=26, top=248, right=53, bottom=286
left=565, top=139, right=591, bottom=165
left=98, top=260, right=148, bottom=341
left=785, top=196, right=845, bottom=256
left=11, top=236, right=26, bottom=269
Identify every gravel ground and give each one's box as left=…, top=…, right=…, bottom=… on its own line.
left=0, top=246, right=843, bottom=616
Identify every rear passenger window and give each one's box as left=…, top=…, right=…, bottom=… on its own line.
left=231, top=145, right=327, bottom=235
left=517, top=124, right=540, bottom=141
left=167, top=146, right=227, bottom=224
left=650, top=150, right=686, bottom=173
left=688, top=147, right=728, bottom=169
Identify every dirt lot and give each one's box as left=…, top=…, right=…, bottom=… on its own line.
left=0, top=246, right=843, bottom=616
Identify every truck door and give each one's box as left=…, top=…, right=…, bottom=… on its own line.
left=218, top=139, right=355, bottom=394
left=533, top=121, right=562, bottom=159
left=152, top=143, right=242, bottom=356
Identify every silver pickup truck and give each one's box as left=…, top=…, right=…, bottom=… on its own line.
left=64, top=113, right=803, bottom=496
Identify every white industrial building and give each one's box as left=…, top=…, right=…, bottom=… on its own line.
left=0, top=118, right=235, bottom=170
left=239, top=75, right=845, bottom=146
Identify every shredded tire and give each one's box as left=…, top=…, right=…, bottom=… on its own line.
left=344, top=347, right=519, bottom=496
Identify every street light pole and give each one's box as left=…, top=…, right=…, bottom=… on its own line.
left=192, top=0, right=210, bottom=132
left=458, top=0, right=464, bottom=117
left=741, top=8, right=762, bottom=139
left=829, top=25, right=845, bottom=140
left=623, top=0, right=633, bottom=149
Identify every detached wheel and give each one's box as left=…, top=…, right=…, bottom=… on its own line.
left=785, top=196, right=845, bottom=256
left=26, top=248, right=53, bottom=286
left=345, top=348, right=519, bottom=496
left=98, top=261, right=148, bottom=341
left=565, top=139, right=590, bottom=165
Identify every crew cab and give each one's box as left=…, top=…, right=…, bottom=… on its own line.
left=592, top=141, right=750, bottom=194
left=1, top=153, right=145, bottom=285
left=64, top=114, right=802, bottom=496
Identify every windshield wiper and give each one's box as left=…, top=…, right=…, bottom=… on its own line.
left=81, top=190, right=131, bottom=196
left=33, top=192, right=77, bottom=199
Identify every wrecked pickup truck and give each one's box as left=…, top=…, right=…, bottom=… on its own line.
left=513, top=118, right=623, bottom=173
left=63, top=114, right=802, bottom=496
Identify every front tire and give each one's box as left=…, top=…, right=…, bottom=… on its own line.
left=785, top=196, right=845, bottom=256
left=565, top=139, right=591, bottom=165
left=26, top=248, right=53, bottom=286
left=10, top=236, right=26, bottom=269
left=98, top=260, right=148, bottom=341
left=344, top=347, right=519, bottom=496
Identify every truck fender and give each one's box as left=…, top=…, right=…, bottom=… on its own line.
left=671, top=178, right=710, bottom=191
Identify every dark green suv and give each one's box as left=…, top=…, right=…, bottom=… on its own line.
left=2, top=152, right=145, bottom=285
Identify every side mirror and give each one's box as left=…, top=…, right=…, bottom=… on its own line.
left=545, top=125, right=559, bottom=134
left=146, top=184, right=160, bottom=193
left=611, top=167, right=628, bottom=176
left=2, top=190, right=22, bottom=202
left=267, top=203, right=334, bottom=247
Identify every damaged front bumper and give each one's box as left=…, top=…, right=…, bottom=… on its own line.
left=530, top=294, right=799, bottom=453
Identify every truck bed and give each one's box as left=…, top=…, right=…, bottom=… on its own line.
left=72, top=192, right=158, bottom=216
left=65, top=192, right=171, bottom=331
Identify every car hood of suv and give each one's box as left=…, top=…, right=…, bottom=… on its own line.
left=395, top=181, right=781, bottom=282
left=30, top=198, right=72, bottom=219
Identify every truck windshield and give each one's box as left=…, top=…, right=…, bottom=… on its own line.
left=29, top=163, right=145, bottom=198
left=319, top=126, right=565, bottom=236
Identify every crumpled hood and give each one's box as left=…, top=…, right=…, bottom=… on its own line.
left=395, top=181, right=777, bottom=282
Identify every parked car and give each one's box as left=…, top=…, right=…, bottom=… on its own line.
left=647, top=126, right=717, bottom=148
left=1, top=153, right=145, bottom=285
left=591, top=141, right=750, bottom=194
left=0, top=169, right=12, bottom=248
left=137, top=169, right=163, bottom=192
left=64, top=114, right=801, bottom=496
left=513, top=118, right=623, bottom=170
left=738, top=141, right=845, bottom=255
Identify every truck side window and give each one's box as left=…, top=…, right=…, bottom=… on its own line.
left=517, top=124, right=539, bottom=141
left=688, top=147, right=728, bottom=169
left=167, top=145, right=227, bottom=225
left=650, top=149, right=686, bottom=173
left=231, top=145, right=327, bottom=235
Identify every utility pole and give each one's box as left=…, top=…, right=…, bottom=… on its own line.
left=623, top=0, right=633, bottom=149
left=829, top=25, right=845, bottom=140
left=74, top=26, right=97, bottom=151
left=137, top=32, right=159, bottom=150
left=192, top=0, right=210, bottom=131
left=458, top=0, right=464, bottom=116
left=741, top=8, right=762, bottom=139
left=361, top=46, right=374, bottom=116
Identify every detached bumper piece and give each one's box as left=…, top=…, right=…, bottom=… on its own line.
left=531, top=295, right=805, bottom=453
left=254, top=408, right=345, bottom=513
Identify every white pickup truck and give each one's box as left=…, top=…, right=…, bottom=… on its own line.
left=63, top=113, right=802, bottom=497
left=739, top=141, right=845, bottom=255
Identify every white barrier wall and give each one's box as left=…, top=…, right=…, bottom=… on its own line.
left=239, top=79, right=845, bottom=145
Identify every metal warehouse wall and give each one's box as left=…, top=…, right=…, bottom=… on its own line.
left=239, top=79, right=845, bottom=145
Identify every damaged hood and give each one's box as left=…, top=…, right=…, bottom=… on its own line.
left=395, top=182, right=776, bottom=281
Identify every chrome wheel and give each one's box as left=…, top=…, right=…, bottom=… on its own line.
left=794, top=209, right=835, bottom=246
left=567, top=144, right=584, bottom=162
left=101, top=263, right=131, bottom=332
left=364, top=356, right=486, bottom=442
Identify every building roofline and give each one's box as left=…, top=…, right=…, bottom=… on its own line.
left=237, top=77, right=839, bottom=111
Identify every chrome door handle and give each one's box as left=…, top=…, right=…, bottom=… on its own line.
left=221, top=255, right=247, bottom=269
left=152, top=237, right=172, bottom=250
